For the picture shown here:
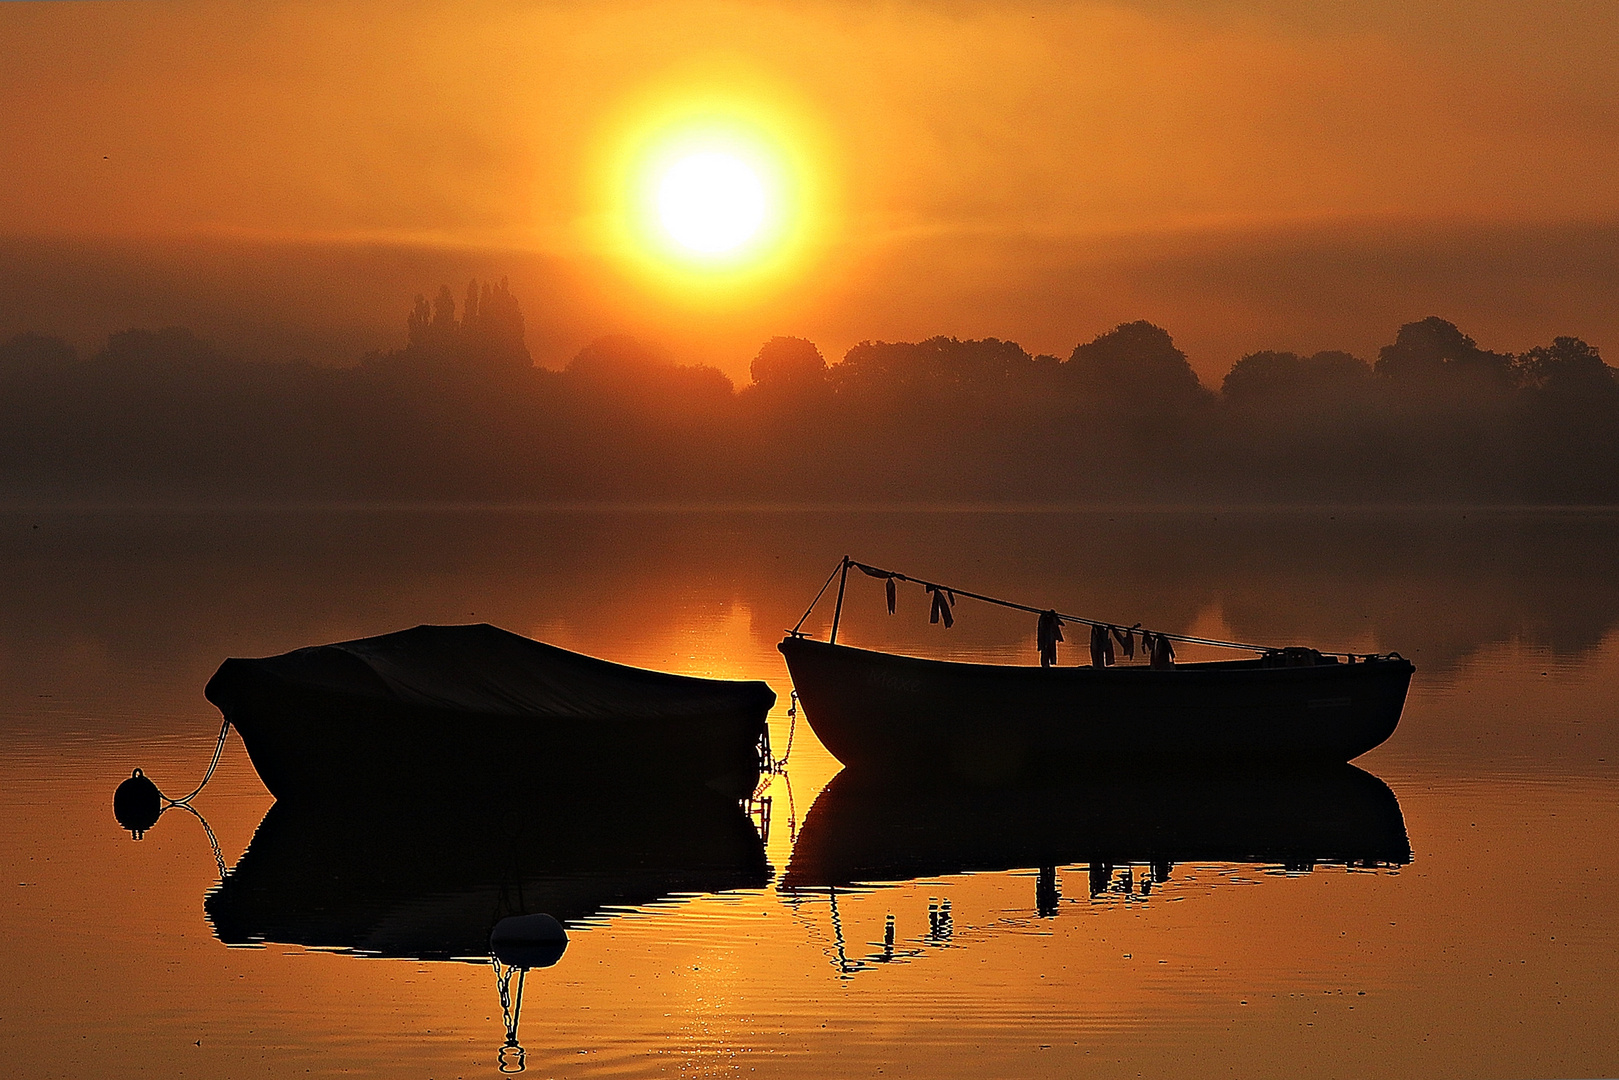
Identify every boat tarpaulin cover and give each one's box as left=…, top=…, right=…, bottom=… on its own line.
left=206, top=624, right=776, bottom=720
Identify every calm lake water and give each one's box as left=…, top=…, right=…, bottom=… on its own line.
left=3, top=506, right=1617, bottom=1079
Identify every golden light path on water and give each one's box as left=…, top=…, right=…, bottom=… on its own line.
left=5, top=510, right=1619, bottom=1078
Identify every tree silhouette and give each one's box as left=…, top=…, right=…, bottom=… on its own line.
left=1515, top=336, right=1616, bottom=397
left=565, top=335, right=670, bottom=390
left=101, top=326, right=222, bottom=369
left=1375, top=316, right=1512, bottom=388
left=2, top=286, right=1618, bottom=503
left=1223, top=349, right=1371, bottom=405
left=749, top=336, right=828, bottom=394
left=1511, top=336, right=1619, bottom=500
left=832, top=336, right=1047, bottom=403
left=398, top=279, right=530, bottom=372
left=460, top=278, right=531, bottom=371
left=1066, top=320, right=1210, bottom=413
left=565, top=335, right=733, bottom=412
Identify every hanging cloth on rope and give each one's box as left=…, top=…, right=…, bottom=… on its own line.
left=1090, top=623, right=1115, bottom=668
left=800, top=556, right=1296, bottom=660
left=1113, top=624, right=1138, bottom=660
left=855, top=563, right=899, bottom=614
left=1037, top=610, right=1064, bottom=668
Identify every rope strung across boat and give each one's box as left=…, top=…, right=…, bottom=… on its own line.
left=794, top=555, right=1278, bottom=655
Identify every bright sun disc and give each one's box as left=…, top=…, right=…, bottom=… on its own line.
left=607, top=101, right=824, bottom=285
left=655, top=151, right=768, bottom=255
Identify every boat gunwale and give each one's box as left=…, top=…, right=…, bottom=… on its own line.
left=780, top=635, right=1414, bottom=681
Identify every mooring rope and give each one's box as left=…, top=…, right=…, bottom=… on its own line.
left=167, top=800, right=230, bottom=881
left=119, top=717, right=234, bottom=874
left=163, top=717, right=232, bottom=805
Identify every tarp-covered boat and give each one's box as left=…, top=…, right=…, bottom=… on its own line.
left=780, top=558, right=1413, bottom=774
left=205, top=623, right=775, bottom=802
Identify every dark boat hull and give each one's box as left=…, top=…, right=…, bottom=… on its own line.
left=779, top=637, right=1411, bottom=775
left=216, top=683, right=770, bottom=803
left=206, top=625, right=776, bottom=804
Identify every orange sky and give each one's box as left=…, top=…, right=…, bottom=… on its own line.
left=4, top=0, right=1619, bottom=382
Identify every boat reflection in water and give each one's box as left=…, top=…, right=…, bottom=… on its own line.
left=783, top=762, right=1410, bottom=892
left=206, top=789, right=769, bottom=959
left=779, top=760, right=1409, bottom=975
left=205, top=787, right=768, bottom=1070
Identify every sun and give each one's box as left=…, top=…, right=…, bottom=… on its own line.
left=655, top=151, right=769, bottom=256
left=605, top=104, right=818, bottom=284
left=633, top=126, right=787, bottom=270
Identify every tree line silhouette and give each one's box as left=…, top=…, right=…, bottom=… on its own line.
left=2, top=279, right=1615, bottom=502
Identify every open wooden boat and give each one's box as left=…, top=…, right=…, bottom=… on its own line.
left=205, top=623, right=775, bottom=803
left=780, top=637, right=1411, bottom=772
left=780, top=558, right=1413, bottom=774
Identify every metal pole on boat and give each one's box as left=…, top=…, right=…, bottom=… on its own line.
left=828, top=556, right=851, bottom=644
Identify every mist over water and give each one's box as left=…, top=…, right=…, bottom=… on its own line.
left=1, top=507, right=1617, bottom=1078
left=4, top=306, right=1618, bottom=504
